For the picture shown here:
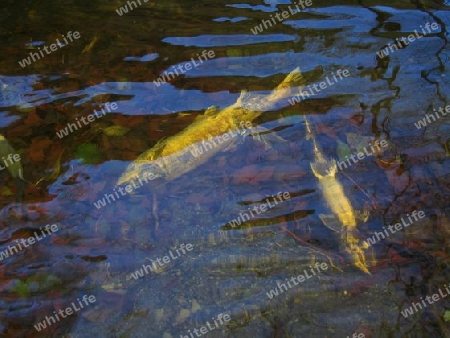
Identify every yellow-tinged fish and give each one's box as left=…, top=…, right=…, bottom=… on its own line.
left=117, top=67, right=304, bottom=186
left=304, top=116, right=371, bottom=274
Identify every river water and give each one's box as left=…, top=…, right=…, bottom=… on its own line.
left=0, top=0, right=449, bottom=337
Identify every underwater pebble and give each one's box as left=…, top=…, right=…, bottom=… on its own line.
left=207, top=233, right=216, bottom=245
left=176, top=309, right=190, bottom=323
left=154, top=308, right=164, bottom=322
left=191, top=300, right=201, bottom=313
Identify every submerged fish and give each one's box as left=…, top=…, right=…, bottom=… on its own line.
left=117, top=67, right=303, bottom=186
left=303, top=116, right=371, bottom=274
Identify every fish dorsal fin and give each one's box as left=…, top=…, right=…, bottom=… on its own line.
left=193, top=106, right=220, bottom=123
left=237, top=90, right=251, bottom=108
left=204, top=105, right=219, bottom=116
left=143, top=137, right=167, bottom=160
left=355, top=210, right=370, bottom=223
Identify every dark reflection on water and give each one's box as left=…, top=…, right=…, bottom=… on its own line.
left=0, top=0, right=450, bottom=337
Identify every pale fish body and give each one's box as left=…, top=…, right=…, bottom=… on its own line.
left=311, top=160, right=356, bottom=228
left=305, top=117, right=370, bottom=274
left=117, top=67, right=304, bottom=186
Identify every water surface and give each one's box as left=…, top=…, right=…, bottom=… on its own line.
left=0, top=0, right=449, bottom=337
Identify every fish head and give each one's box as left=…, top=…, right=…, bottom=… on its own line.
left=310, top=159, right=337, bottom=180
left=116, top=161, right=165, bottom=187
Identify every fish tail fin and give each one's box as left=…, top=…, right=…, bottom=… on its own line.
left=310, top=159, right=337, bottom=179
left=268, top=67, right=305, bottom=101
left=354, top=261, right=371, bottom=275
left=275, top=67, right=304, bottom=91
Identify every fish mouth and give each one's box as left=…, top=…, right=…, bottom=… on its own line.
left=116, top=162, right=165, bottom=187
